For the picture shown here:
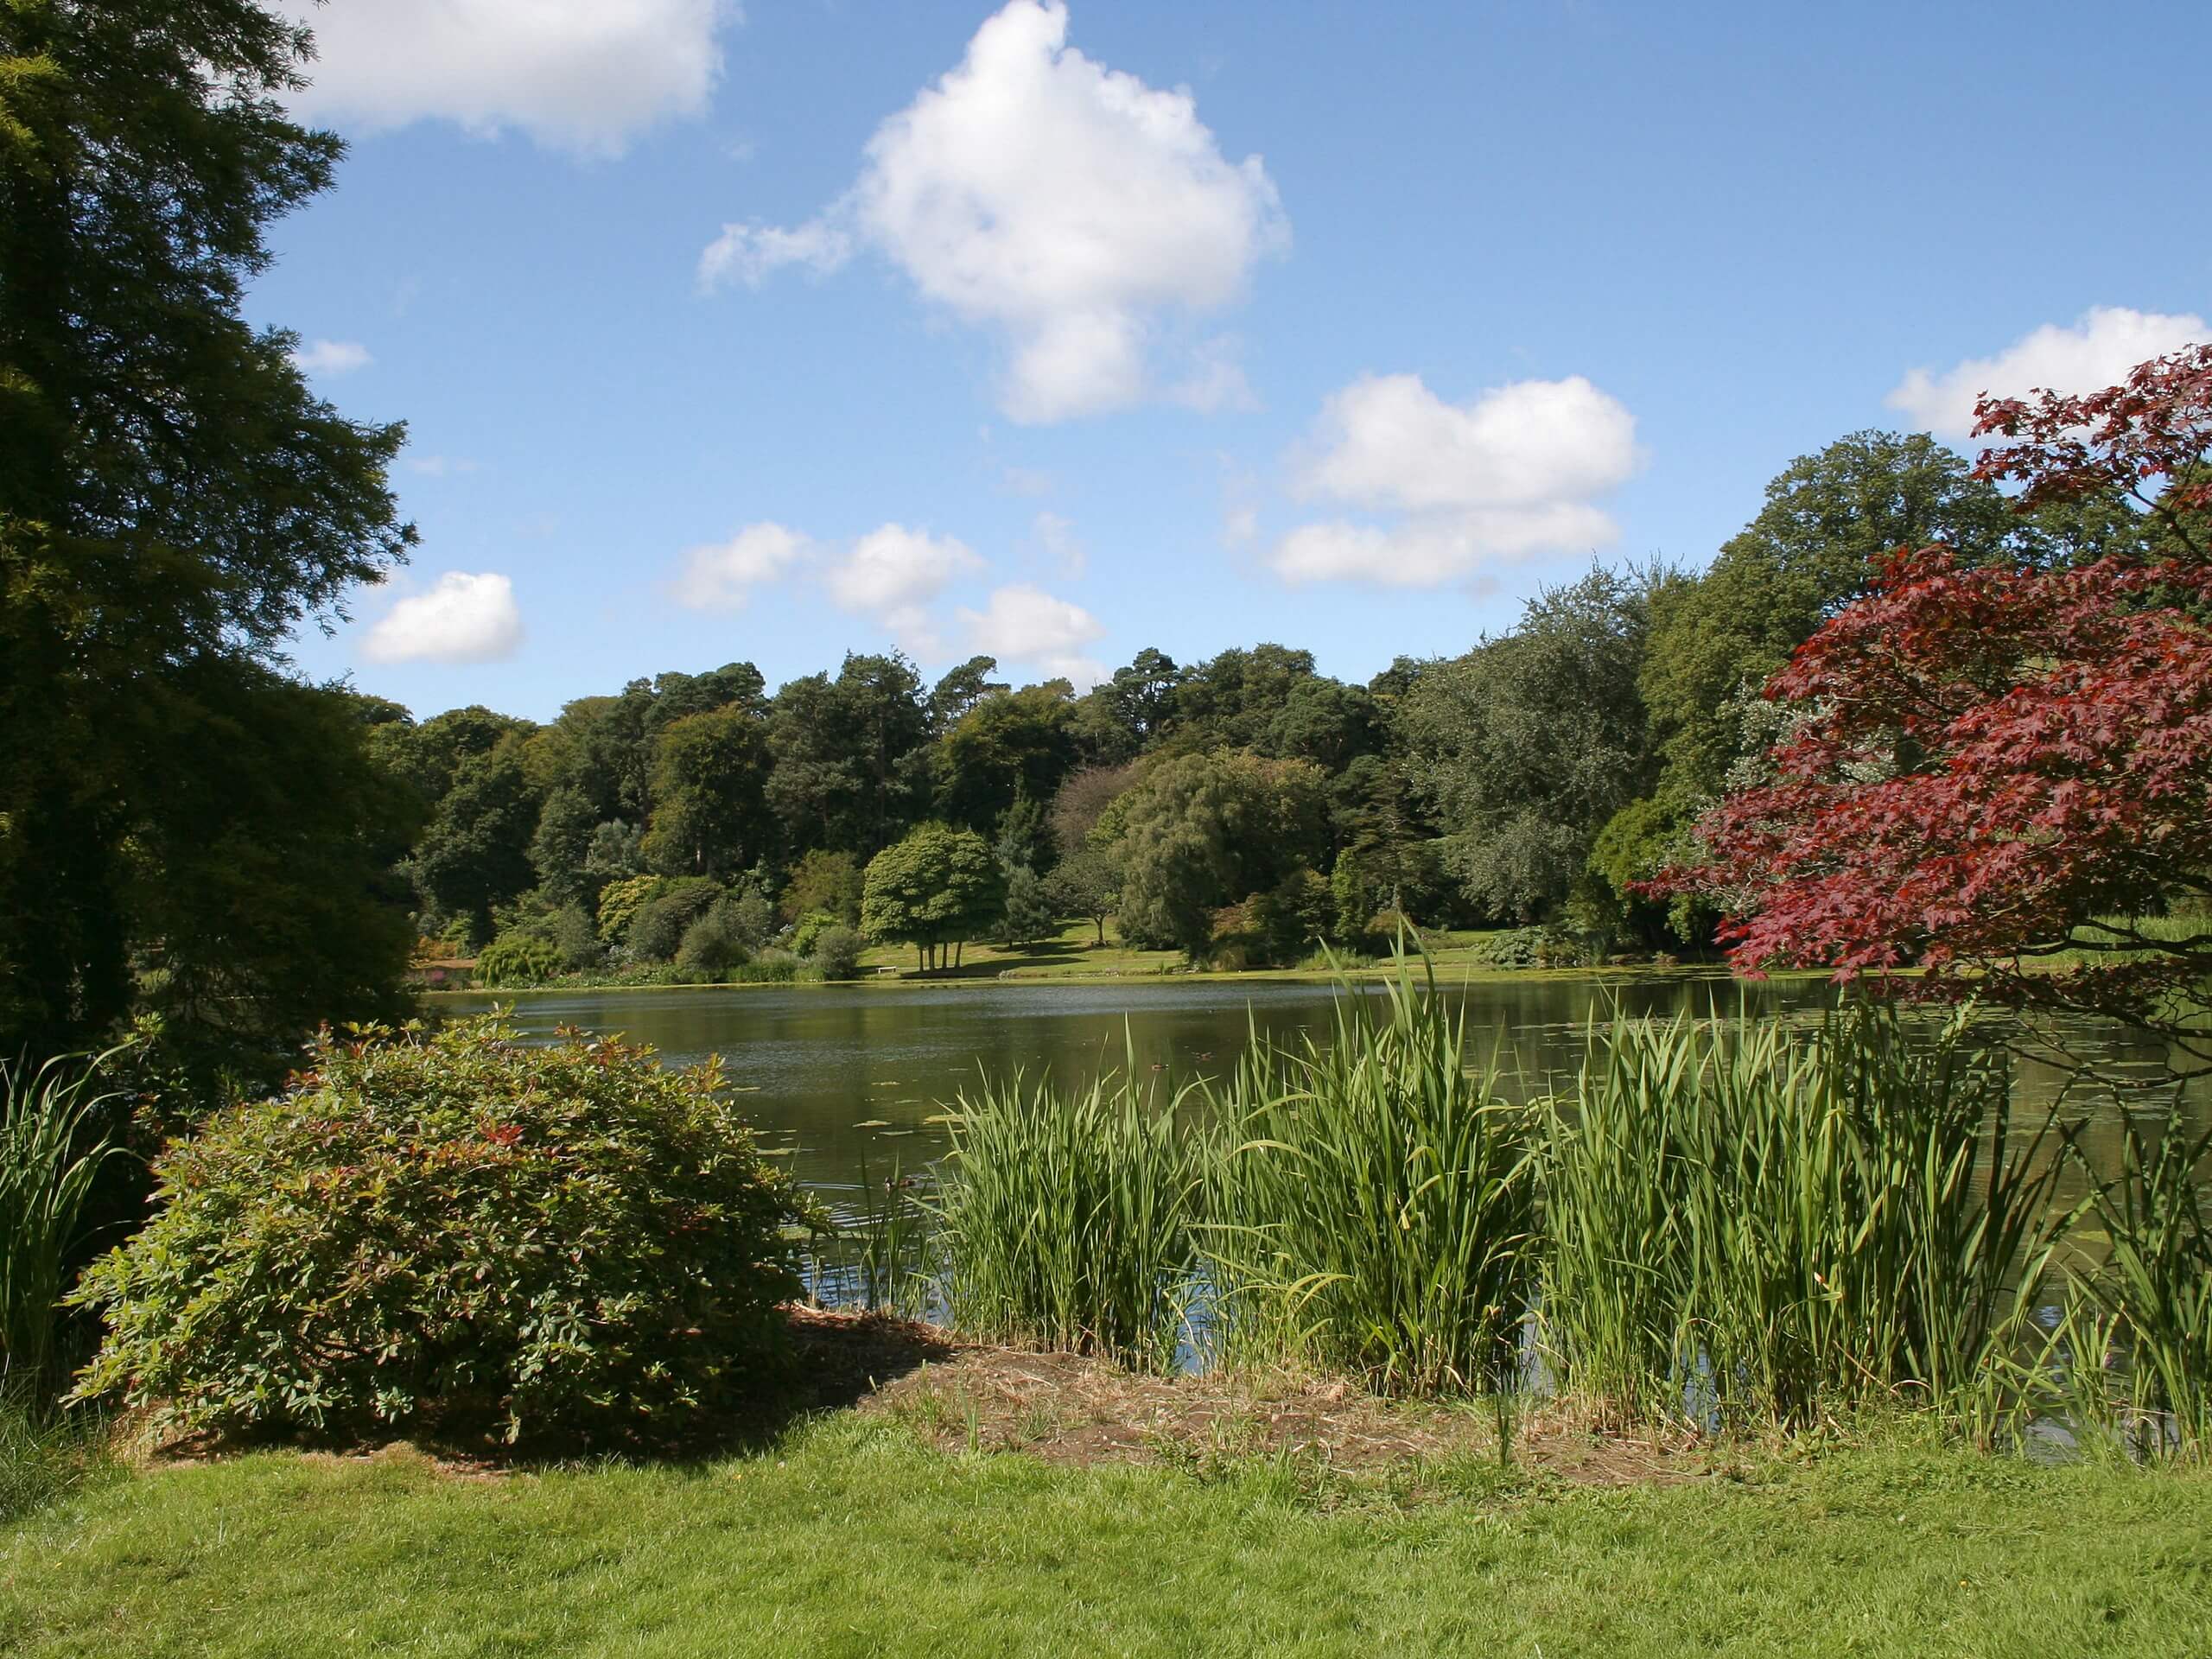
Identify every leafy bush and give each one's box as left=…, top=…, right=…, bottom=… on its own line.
left=810, top=925, right=864, bottom=981
left=70, top=1017, right=815, bottom=1446
left=1466, top=926, right=1582, bottom=969
left=474, top=933, right=563, bottom=987
left=791, top=909, right=840, bottom=957
left=626, top=878, right=721, bottom=962
left=726, top=951, right=801, bottom=985
left=675, top=899, right=752, bottom=981
left=594, top=874, right=665, bottom=944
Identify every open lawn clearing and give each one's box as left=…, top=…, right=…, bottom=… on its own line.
left=5, top=1381, right=2209, bottom=1656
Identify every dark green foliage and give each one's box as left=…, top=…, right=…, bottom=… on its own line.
left=528, top=785, right=603, bottom=910
left=1113, top=751, right=1329, bottom=957
left=1044, top=843, right=1120, bottom=945
left=1402, top=565, right=1669, bottom=923
left=779, top=849, right=862, bottom=924
left=625, top=878, right=721, bottom=963
left=69, top=1017, right=814, bottom=1445
left=809, top=925, right=864, bottom=981
left=995, top=862, right=1054, bottom=946
left=1250, top=867, right=1331, bottom=965
left=409, top=742, right=541, bottom=948
left=936, top=686, right=1078, bottom=836
left=765, top=653, right=931, bottom=857
left=675, top=898, right=753, bottom=981
left=641, top=705, right=772, bottom=880
left=474, top=933, right=563, bottom=988
left=0, top=0, right=417, bottom=1065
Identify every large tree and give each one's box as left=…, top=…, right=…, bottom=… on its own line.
left=1656, top=345, right=2212, bottom=1064
left=1402, top=566, right=1669, bottom=922
left=0, top=2, right=415, bottom=1065
left=860, top=823, right=1003, bottom=970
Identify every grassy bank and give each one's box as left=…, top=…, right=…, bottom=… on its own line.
left=4, top=1413, right=2209, bottom=1657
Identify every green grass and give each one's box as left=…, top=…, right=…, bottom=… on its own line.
left=4, top=1419, right=2210, bottom=1656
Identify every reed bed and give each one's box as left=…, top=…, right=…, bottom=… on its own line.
left=931, top=1050, right=1200, bottom=1372
left=1540, top=1003, right=2067, bottom=1432
left=912, top=957, right=2207, bottom=1459
left=1201, top=965, right=1540, bottom=1395
left=1, top=1052, right=126, bottom=1405
left=2050, top=1107, right=2212, bottom=1459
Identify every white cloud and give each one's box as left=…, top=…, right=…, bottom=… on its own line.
left=404, top=454, right=481, bottom=478
left=1031, top=511, right=1085, bottom=578
left=959, top=582, right=1106, bottom=687
left=672, top=522, right=811, bottom=611
left=290, top=338, right=372, bottom=376
left=1887, top=306, right=2209, bottom=439
left=1167, top=338, right=1259, bottom=413
left=1270, top=372, right=1640, bottom=587
left=827, top=524, right=985, bottom=652
left=362, top=572, right=523, bottom=664
left=699, top=0, right=1287, bottom=423
left=278, top=0, right=734, bottom=157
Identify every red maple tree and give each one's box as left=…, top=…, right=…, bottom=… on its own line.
left=1652, top=343, right=2212, bottom=1060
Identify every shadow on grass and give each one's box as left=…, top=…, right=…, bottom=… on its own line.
left=884, top=938, right=1102, bottom=981
left=150, top=1307, right=956, bottom=1474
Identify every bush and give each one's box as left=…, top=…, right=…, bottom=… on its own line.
left=474, top=933, right=563, bottom=987
left=810, top=925, right=864, bottom=982
left=626, top=878, right=721, bottom=962
left=69, top=1017, right=815, bottom=1446
left=675, top=899, right=752, bottom=982
left=791, top=909, right=839, bottom=957
left=594, top=874, right=665, bottom=944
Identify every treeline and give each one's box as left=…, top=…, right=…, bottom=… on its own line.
left=378, top=429, right=2158, bottom=983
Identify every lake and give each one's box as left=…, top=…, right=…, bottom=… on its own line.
left=435, top=971, right=2199, bottom=1225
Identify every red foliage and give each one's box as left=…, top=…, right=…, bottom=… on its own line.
left=1651, top=344, right=2212, bottom=1049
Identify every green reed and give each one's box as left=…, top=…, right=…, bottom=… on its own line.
left=2051, top=1106, right=2212, bottom=1459
left=932, top=1044, right=1200, bottom=1372
left=1540, top=1002, right=2068, bottom=1432
left=1201, top=960, right=1541, bottom=1395
left=1, top=1052, right=127, bottom=1405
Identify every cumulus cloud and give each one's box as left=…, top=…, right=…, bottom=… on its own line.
left=1887, top=306, right=2209, bottom=439
left=362, top=572, right=523, bottom=664
left=698, top=0, right=1287, bottom=423
left=827, top=524, right=985, bottom=651
left=1270, top=372, right=1640, bottom=587
left=277, top=0, right=734, bottom=156
left=289, top=338, right=372, bottom=376
left=672, top=522, right=811, bottom=611
left=959, top=583, right=1106, bottom=687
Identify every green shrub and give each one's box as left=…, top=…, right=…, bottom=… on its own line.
left=791, top=909, right=839, bottom=957
left=675, top=898, right=752, bottom=981
left=474, top=932, right=563, bottom=986
left=626, top=878, right=721, bottom=962
left=69, top=1016, right=815, bottom=1446
left=594, top=874, right=665, bottom=944
left=810, top=925, right=864, bottom=981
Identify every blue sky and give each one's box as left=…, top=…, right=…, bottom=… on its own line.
left=257, top=0, right=2212, bottom=721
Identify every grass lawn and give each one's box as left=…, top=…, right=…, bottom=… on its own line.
left=4, top=1414, right=2209, bottom=1658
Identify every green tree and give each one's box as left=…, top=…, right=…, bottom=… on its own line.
left=766, top=652, right=932, bottom=856
left=640, top=705, right=772, bottom=879
left=860, top=823, right=1004, bottom=970
left=1043, top=842, right=1121, bottom=946
left=528, top=785, right=602, bottom=910
left=934, top=684, right=1079, bottom=835
left=1112, top=751, right=1329, bottom=958
left=995, top=861, right=1055, bottom=947
left=410, top=742, right=542, bottom=948
left=1, top=2, right=415, bottom=1064
left=779, top=849, right=862, bottom=924
left=1402, top=566, right=1667, bottom=922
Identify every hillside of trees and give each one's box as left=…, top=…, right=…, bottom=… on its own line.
left=365, top=429, right=2161, bottom=986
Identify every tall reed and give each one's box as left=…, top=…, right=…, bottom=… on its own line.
left=1, top=1053, right=126, bottom=1403
left=1541, top=1002, right=2065, bottom=1430
left=2054, top=1106, right=2212, bottom=1458
left=1203, top=963, right=1540, bottom=1395
left=933, top=1049, right=1199, bottom=1372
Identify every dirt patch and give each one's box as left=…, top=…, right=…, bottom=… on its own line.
left=135, top=1308, right=1727, bottom=1489
left=843, top=1319, right=1725, bottom=1488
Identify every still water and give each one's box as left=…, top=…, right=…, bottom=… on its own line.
left=435, top=972, right=2196, bottom=1219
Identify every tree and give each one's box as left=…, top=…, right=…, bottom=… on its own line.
left=409, top=741, right=543, bottom=949
left=933, top=683, right=1079, bottom=836
left=1, top=2, right=414, bottom=1065
left=1044, top=842, right=1121, bottom=945
left=1112, top=751, right=1329, bottom=958
left=1402, top=567, right=1667, bottom=921
left=766, top=652, right=931, bottom=857
left=779, top=849, right=863, bottom=924
left=860, top=823, right=1004, bottom=970
left=927, top=654, right=1007, bottom=730
left=640, top=705, right=772, bottom=879
left=996, top=861, right=1055, bottom=947
left=1654, top=345, right=2212, bottom=1064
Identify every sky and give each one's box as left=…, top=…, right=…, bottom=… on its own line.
left=255, top=0, right=2212, bottom=722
